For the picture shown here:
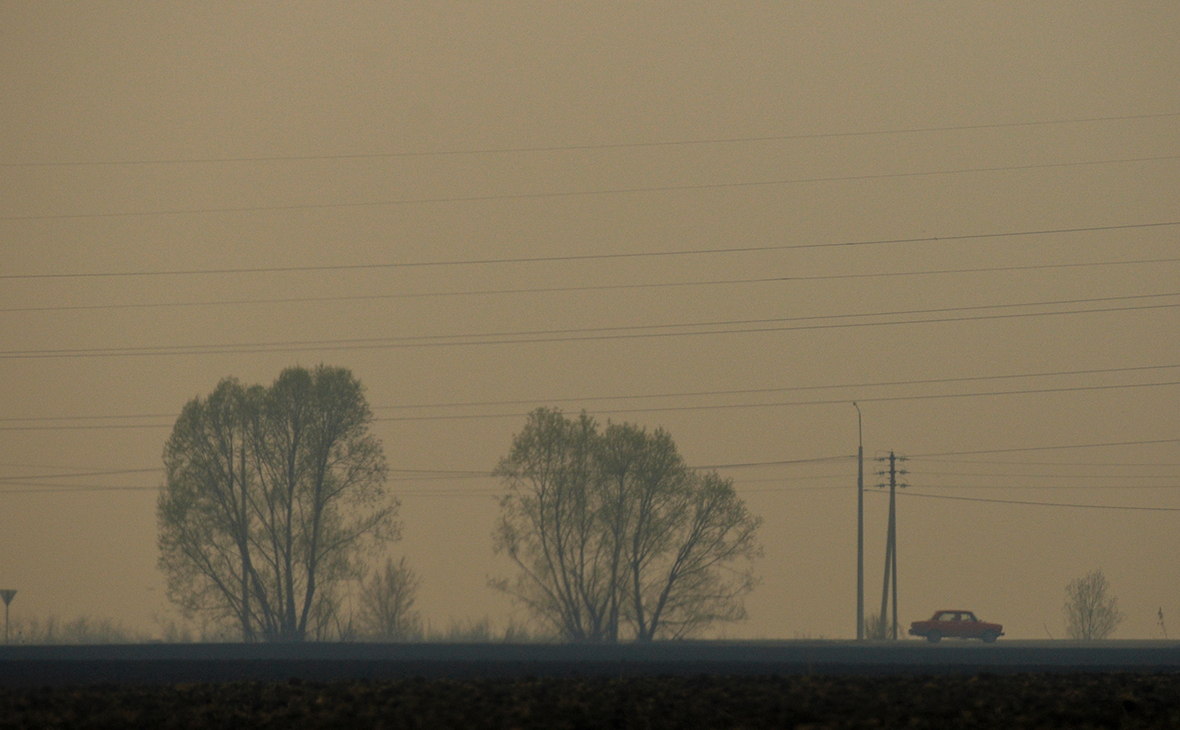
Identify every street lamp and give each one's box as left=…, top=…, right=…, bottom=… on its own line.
left=0, top=590, right=15, bottom=644
left=853, top=403, right=864, bottom=640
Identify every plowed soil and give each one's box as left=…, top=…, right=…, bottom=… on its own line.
left=2, top=673, right=1178, bottom=729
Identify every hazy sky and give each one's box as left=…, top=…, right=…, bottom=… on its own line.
left=2, top=3, right=1178, bottom=641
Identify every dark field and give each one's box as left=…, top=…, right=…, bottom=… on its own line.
left=2, top=673, right=1179, bottom=729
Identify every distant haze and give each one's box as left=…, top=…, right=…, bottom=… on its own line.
left=1, top=3, right=1178, bottom=641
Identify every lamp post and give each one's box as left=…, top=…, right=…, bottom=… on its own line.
left=0, top=590, right=15, bottom=644
left=853, top=403, right=864, bottom=640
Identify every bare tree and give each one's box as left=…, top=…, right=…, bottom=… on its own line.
left=629, top=470, right=761, bottom=640
left=156, top=378, right=262, bottom=640
left=491, top=409, right=611, bottom=641
left=1063, top=569, right=1126, bottom=640
left=492, top=408, right=761, bottom=642
left=359, top=557, right=422, bottom=640
left=158, top=365, right=399, bottom=641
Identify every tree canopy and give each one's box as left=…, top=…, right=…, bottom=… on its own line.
left=157, top=365, right=398, bottom=641
left=492, top=408, right=761, bottom=642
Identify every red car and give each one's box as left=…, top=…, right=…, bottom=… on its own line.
left=908, top=610, right=1003, bottom=643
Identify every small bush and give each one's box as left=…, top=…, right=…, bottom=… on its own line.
left=864, top=611, right=888, bottom=641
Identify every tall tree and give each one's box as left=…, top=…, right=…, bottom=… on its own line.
left=157, top=365, right=398, bottom=641
left=492, top=408, right=761, bottom=642
left=1063, top=568, right=1126, bottom=640
left=491, top=409, right=611, bottom=641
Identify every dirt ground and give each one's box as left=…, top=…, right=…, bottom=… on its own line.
left=1, top=673, right=1177, bottom=729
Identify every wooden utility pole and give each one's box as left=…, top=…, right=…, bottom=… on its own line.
left=876, top=452, right=906, bottom=639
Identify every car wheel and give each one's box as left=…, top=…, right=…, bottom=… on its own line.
left=981, top=630, right=998, bottom=643
left=926, top=631, right=941, bottom=643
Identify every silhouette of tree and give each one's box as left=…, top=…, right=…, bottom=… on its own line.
left=1063, top=569, right=1125, bottom=640
left=492, top=408, right=761, bottom=642
left=359, top=557, right=422, bottom=640
left=158, top=365, right=398, bottom=641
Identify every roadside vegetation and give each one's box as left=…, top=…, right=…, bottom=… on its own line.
left=2, top=613, right=550, bottom=645
left=4, top=615, right=150, bottom=645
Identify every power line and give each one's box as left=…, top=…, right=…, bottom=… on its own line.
left=5, top=362, right=1172, bottom=425
left=0, top=458, right=852, bottom=481
left=374, top=362, right=1180, bottom=410
left=5, top=380, right=1176, bottom=432
left=0, top=467, right=161, bottom=481
left=0, top=486, right=159, bottom=495
left=912, top=439, right=1180, bottom=457
left=5, top=111, right=1175, bottom=167
left=0, top=484, right=499, bottom=496
left=0, top=414, right=174, bottom=424
left=907, top=471, right=1178, bottom=480
left=911, top=484, right=1180, bottom=491
left=6, top=456, right=1178, bottom=499
left=0, top=423, right=169, bottom=432
left=4, top=221, right=1177, bottom=280
left=884, top=490, right=1180, bottom=513
left=2, top=293, right=1177, bottom=360
left=0, top=466, right=499, bottom=483
left=371, top=381, right=1180, bottom=423
left=13, top=483, right=1180, bottom=503
left=697, top=455, right=855, bottom=469
left=6, top=256, right=1179, bottom=314
left=0, top=457, right=853, bottom=495
left=2, top=359, right=1172, bottom=434
left=914, top=457, right=1180, bottom=468
left=0, top=484, right=852, bottom=497
left=0, top=474, right=854, bottom=491
left=0, top=472, right=500, bottom=490
left=2, top=154, right=1177, bottom=223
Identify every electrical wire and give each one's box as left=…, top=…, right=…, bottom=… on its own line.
left=4, top=221, right=1175, bottom=280
left=5, top=111, right=1175, bottom=167
left=2, top=380, right=1176, bottom=432
left=2, top=293, right=1177, bottom=360
left=370, top=381, right=1180, bottom=423
left=697, top=455, right=854, bottom=469
left=882, top=489, right=1180, bottom=513
left=906, top=471, right=1177, bottom=480
left=911, top=457, right=1180, bottom=467
left=374, top=362, right=1180, bottom=411
left=6, top=256, right=1179, bottom=314
left=3, top=373, right=1178, bottom=431
left=0, top=457, right=854, bottom=495
left=0, top=467, right=161, bottom=481
left=2, top=154, right=1177, bottom=223
left=913, top=439, right=1180, bottom=457
left=5, top=362, right=1174, bottom=425
left=910, top=484, right=1180, bottom=491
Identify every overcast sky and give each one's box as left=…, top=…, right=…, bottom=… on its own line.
left=2, top=3, right=1178, bottom=641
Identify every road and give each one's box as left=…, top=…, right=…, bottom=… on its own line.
left=0, top=640, right=1178, bottom=685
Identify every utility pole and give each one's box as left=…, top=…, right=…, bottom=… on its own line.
left=876, top=452, right=906, bottom=639
left=854, top=403, right=864, bottom=640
